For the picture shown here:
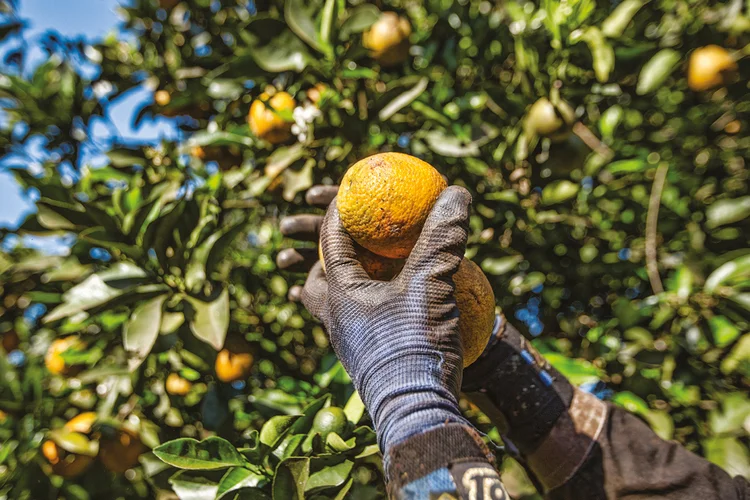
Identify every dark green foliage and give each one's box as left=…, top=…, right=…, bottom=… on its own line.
left=1, top=0, right=749, bottom=498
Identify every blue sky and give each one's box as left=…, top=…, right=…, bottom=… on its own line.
left=0, top=0, right=179, bottom=229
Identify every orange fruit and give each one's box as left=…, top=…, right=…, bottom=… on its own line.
left=337, top=152, right=447, bottom=259
left=215, top=348, right=254, bottom=383
left=99, top=428, right=145, bottom=473
left=688, top=45, right=738, bottom=92
left=332, top=153, right=495, bottom=365
left=1, top=330, right=19, bottom=352
left=45, top=336, right=84, bottom=375
left=453, top=259, right=495, bottom=366
left=319, top=241, right=405, bottom=281
left=306, top=83, right=328, bottom=105
left=64, top=412, right=97, bottom=434
left=42, top=439, right=95, bottom=478
left=525, top=97, right=576, bottom=142
left=363, top=12, right=412, bottom=66
left=165, top=373, right=192, bottom=396
left=248, top=91, right=296, bottom=144
left=154, top=89, right=171, bottom=106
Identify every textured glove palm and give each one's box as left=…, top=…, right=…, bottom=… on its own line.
left=302, top=186, right=473, bottom=464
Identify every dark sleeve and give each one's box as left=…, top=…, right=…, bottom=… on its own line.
left=386, top=423, right=510, bottom=500
left=462, top=315, right=750, bottom=500
left=549, top=405, right=750, bottom=500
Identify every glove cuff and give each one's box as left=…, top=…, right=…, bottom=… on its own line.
left=385, top=423, right=496, bottom=494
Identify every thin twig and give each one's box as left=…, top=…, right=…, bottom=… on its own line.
left=646, top=163, right=669, bottom=294
left=573, top=122, right=614, bottom=160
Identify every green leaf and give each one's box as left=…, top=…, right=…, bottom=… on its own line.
left=706, top=196, right=750, bottom=229
left=243, top=20, right=313, bottom=73
left=709, top=393, right=750, bottom=435
left=709, top=315, right=741, bottom=348
left=273, top=457, right=310, bottom=500
left=186, top=287, right=230, bottom=351
left=636, top=49, right=681, bottom=95
left=379, top=78, right=429, bottom=121
left=285, top=0, right=327, bottom=54
left=703, top=437, right=750, bottom=478
left=43, top=263, right=148, bottom=323
left=260, top=415, right=300, bottom=449
left=343, top=391, right=365, bottom=424
left=721, top=334, right=750, bottom=375
left=602, top=0, right=645, bottom=38
left=36, top=204, right=77, bottom=230
left=542, top=352, right=602, bottom=385
left=282, top=158, right=314, bottom=202
left=168, top=472, right=220, bottom=500
left=340, top=4, right=380, bottom=39
left=481, top=256, right=522, bottom=276
left=305, top=460, right=353, bottom=493
left=185, top=222, right=243, bottom=292
left=48, top=429, right=99, bottom=457
left=161, top=311, right=185, bottom=334
left=153, top=437, right=247, bottom=470
left=123, top=295, right=168, bottom=371
left=705, top=254, right=750, bottom=293
left=570, top=27, right=614, bottom=82
left=542, top=180, right=579, bottom=205
left=217, top=467, right=267, bottom=499
left=424, top=130, right=480, bottom=157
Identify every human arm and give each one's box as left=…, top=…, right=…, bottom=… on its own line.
left=463, top=317, right=750, bottom=500
left=298, top=187, right=509, bottom=499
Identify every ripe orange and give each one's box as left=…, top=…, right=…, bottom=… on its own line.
left=1, top=330, right=19, bottom=352
left=525, top=97, right=576, bottom=142
left=45, top=336, right=84, bottom=375
left=42, top=439, right=95, bottom=478
left=688, top=45, right=737, bottom=92
left=165, top=373, right=192, bottom=396
left=332, top=153, right=495, bottom=365
left=363, top=12, right=412, bottom=66
left=215, top=348, right=254, bottom=383
left=248, top=91, right=296, bottom=144
left=42, top=412, right=98, bottom=478
left=64, top=412, right=97, bottom=434
left=453, top=259, right=495, bottom=366
left=337, top=152, right=447, bottom=259
left=99, top=428, right=145, bottom=473
left=319, top=241, right=405, bottom=281
left=154, top=89, right=171, bottom=106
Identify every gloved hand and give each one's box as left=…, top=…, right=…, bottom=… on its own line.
left=300, top=186, right=474, bottom=462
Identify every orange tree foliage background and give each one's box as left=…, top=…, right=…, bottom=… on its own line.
left=0, top=0, right=749, bottom=498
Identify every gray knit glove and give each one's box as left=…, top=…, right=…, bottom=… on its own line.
left=302, top=186, right=473, bottom=463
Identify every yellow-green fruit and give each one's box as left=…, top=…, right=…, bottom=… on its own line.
left=248, top=91, right=296, bottom=144
left=525, top=97, right=576, bottom=142
left=337, top=152, right=447, bottom=259
left=688, top=45, right=738, bottom=92
left=363, top=12, right=412, bottom=66
left=312, top=407, right=348, bottom=441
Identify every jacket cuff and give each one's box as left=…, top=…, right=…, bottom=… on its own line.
left=525, top=389, right=608, bottom=492
left=385, top=423, right=496, bottom=494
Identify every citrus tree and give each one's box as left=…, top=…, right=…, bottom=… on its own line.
left=1, top=0, right=749, bottom=498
